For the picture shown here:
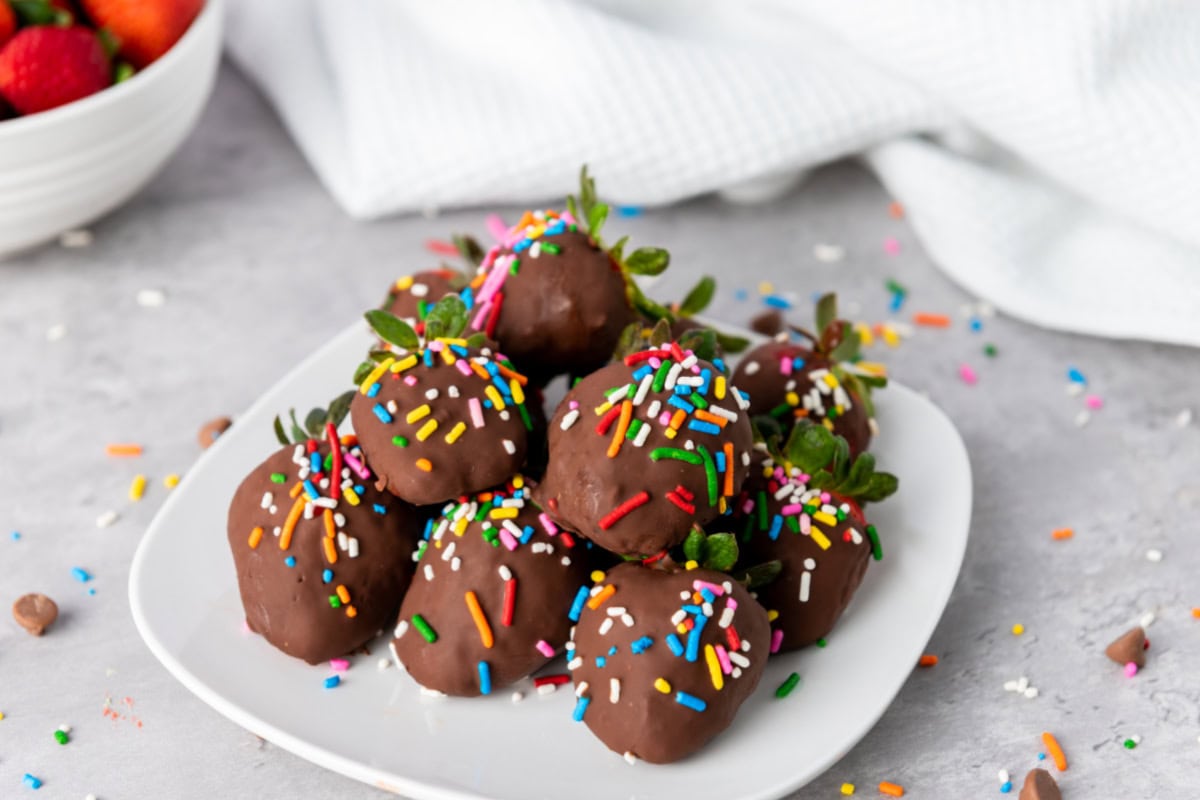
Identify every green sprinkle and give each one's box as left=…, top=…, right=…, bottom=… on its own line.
left=885, top=279, right=907, bottom=296
left=54, top=730, right=68, bottom=745
left=649, top=447, right=702, bottom=465
left=768, top=403, right=792, bottom=418
left=984, top=343, right=998, bottom=357
left=541, top=242, right=562, bottom=255
left=866, top=524, right=883, bottom=561
left=417, top=300, right=429, bottom=320
left=1123, top=738, right=1137, bottom=750
left=625, top=418, right=643, bottom=441
left=518, top=402, right=533, bottom=431
left=835, top=507, right=847, bottom=521
left=815, top=638, right=828, bottom=648
left=690, top=393, right=708, bottom=410
left=652, top=362, right=672, bottom=393
left=329, top=596, right=341, bottom=608
left=509, top=258, right=520, bottom=275
left=324, top=453, right=334, bottom=471
left=757, top=491, right=769, bottom=530
left=412, top=614, right=438, bottom=643
left=270, top=473, right=287, bottom=484
left=475, top=500, right=494, bottom=522
left=785, top=515, right=800, bottom=533
left=775, top=672, right=801, bottom=698
left=697, top=444, right=718, bottom=505
left=392, top=435, right=409, bottom=447
left=482, top=528, right=499, bottom=546
left=415, top=541, right=427, bottom=560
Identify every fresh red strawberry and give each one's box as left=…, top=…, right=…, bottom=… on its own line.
left=80, top=0, right=201, bottom=69
left=0, top=2, right=15, bottom=48
left=0, top=26, right=110, bottom=115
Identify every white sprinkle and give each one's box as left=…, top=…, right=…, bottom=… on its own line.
left=1146, top=548, right=1163, bottom=562
left=450, top=557, right=461, bottom=571
left=268, top=505, right=277, bottom=514
left=599, top=618, right=614, bottom=635
left=511, top=691, right=524, bottom=703
left=718, top=607, right=735, bottom=628
left=1176, top=409, right=1192, bottom=428
left=337, top=530, right=347, bottom=550
left=1139, top=611, right=1156, bottom=628
left=743, top=361, right=761, bottom=376
left=728, top=652, right=750, bottom=668
left=394, top=620, right=409, bottom=638
left=377, top=657, right=390, bottom=671
left=705, top=404, right=738, bottom=423
left=632, top=375, right=653, bottom=406
left=732, top=667, right=742, bottom=678
left=621, top=614, right=635, bottom=627
left=623, top=751, right=638, bottom=765
left=1003, top=680, right=1018, bottom=692
left=425, top=388, right=439, bottom=401
left=559, top=409, right=580, bottom=431
left=502, top=439, right=516, bottom=455
left=498, top=565, right=512, bottom=581
left=610, top=678, right=621, bottom=703
left=499, top=410, right=511, bottom=421
left=136, top=288, right=167, bottom=308
left=447, top=385, right=460, bottom=398
left=389, top=641, right=404, bottom=671
left=607, top=606, right=626, bottom=617
left=441, top=541, right=456, bottom=561
left=424, top=564, right=434, bottom=581
left=1016, top=676, right=1029, bottom=693
left=1131, top=734, right=1141, bottom=744
left=538, top=683, right=558, bottom=695
left=645, top=400, right=662, bottom=418
left=334, top=512, right=346, bottom=527
left=311, top=497, right=336, bottom=509
left=977, top=301, right=996, bottom=318
left=46, top=323, right=67, bottom=342
left=742, top=452, right=751, bottom=466
left=561, top=556, right=571, bottom=566
left=410, top=283, right=429, bottom=298
left=633, top=424, right=652, bottom=448
left=419, top=687, right=446, bottom=698
left=679, top=591, right=691, bottom=600
left=1074, top=409, right=1091, bottom=427
left=813, top=243, right=844, bottom=263
left=59, top=229, right=93, bottom=248
left=575, top=681, right=588, bottom=697
left=96, top=510, right=119, bottom=529
left=670, top=609, right=687, bottom=625
left=998, top=770, right=1010, bottom=783
left=1024, top=687, right=1039, bottom=699
left=1066, top=382, right=1084, bottom=397
left=58, top=723, right=72, bottom=733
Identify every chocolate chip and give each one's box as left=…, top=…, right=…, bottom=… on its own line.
left=1105, top=625, right=1146, bottom=668
left=1019, top=768, right=1062, bottom=800
left=198, top=416, right=233, bottom=449
left=750, top=310, right=784, bottom=337
left=12, top=593, right=58, bottom=636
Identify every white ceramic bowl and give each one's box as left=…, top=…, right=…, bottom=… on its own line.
left=0, top=0, right=223, bottom=258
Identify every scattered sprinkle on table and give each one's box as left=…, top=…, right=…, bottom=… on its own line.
left=323, top=675, right=340, bottom=689
left=959, top=364, right=978, bottom=385
left=879, top=780, right=905, bottom=796
left=136, top=288, right=167, bottom=308
left=128, top=474, right=147, bottom=502
left=984, top=343, right=998, bottom=357
left=918, top=654, right=939, bottom=667
left=1123, top=735, right=1140, bottom=749
left=1041, top=732, right=1068, bottom=770
left=1012, top=623, right=1025, bottom=636
left=840, top=783, right=855, bottom=795
left=913, top=312, right=951, bottom=328
left=883, top=237, right=901, bottom=255
left=1051, top=528, right=1074, bottom=540
left=54, top=724, right=70, bottom=745
left=1145, top=549, right=1163, bottom=562
left=22, top=773, right=43, bottom=789
left=59, top=228, right=92, bottom=248
left=164, top=474, right=181, bottom=489
left=775, top=672, right=801, bottom=698
left=813, top=243, right=845, bottom=263
left=71, top=567, right=92, bottom=583
left=96, top=510, right=119, bottom=529
left=45, top=323, right=67, bottom=342
left=105, top=443, right=143, bottom=457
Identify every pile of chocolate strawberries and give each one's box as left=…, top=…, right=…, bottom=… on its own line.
left=226, top=170, right=899, bottom=764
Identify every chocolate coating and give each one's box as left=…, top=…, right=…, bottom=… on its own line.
left=382, top=269, right=463, bottom=329
left=351, top=342, right=534, bottom=506
left=729, top=449, right=875, bottom=652
left=732, top=339, right=872, bottom=456
left=390, top=479, right=596, bottom=696
left=568, top=562, right=769, bottom=764
left=469, top=228, right=636, bottom=384
left=227, top=439, right=423, bottom=664
left=536, top=348, right=753, bottom=556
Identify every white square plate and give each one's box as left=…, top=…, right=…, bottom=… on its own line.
left=130, top=321, right=971, bottom=800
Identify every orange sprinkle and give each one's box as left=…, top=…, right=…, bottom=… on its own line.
left=279, top=497, right=305, bottom=550
left=323, top=509, right=336, bottom=538
left=668, top=409, right=687, bottom=430
left=587, top=584, right=616, bottom=610
left=1192, top=607, right=1200, bottom=619
left=289, top=481, right=304, bottom=499
left=723, top=442, right=735, bottom=497
left=879, top=781, right=905, bottom=796
left=1052, top=528, right=1074, bottom=540
left=336, top=585, right=350, bottom=604
left=465, top=591, right=494, bottom=648
left=345, top=605, right=357, bottom=618
left=918, top=654, right=939, bottom=667
left=469, top=361, right=491, bottom=381
left=494, top=363, right=528, bottom=386
left=416, top=458, right=433, bottom=472
left=247, top=527, right=264, bottom=549
left=105, top=443, right=143, bottom=457
left=888, top=201, right=905, bottom=219
left=1042, top=732, right=1068, bottom=771
left=607, top=401, right=632, bottom=458
left=323, top=536, right=338, bottom=564
left=694, top=409, right=728, bottom=428
left=340, top=434, right=358, bottom=446
left=913, top=312, right=951, bottom=328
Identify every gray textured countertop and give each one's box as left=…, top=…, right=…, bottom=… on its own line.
left=2, top=64, right=1198, bottom=799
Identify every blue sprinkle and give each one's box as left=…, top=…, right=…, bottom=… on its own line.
left=713, top=358, right=727, bottom=374
left=687, top=420, right=721, bottom=436
left=673, top=384, right=693, bottom=396
left=699, top=588, right=716, bottom=604
left=354, top=485, right=364, bottom=495
left=478, top=661, right=492, bottom=695
left=616, top=206, right=643, bottom=218
left=302, top=479, right=319, bottom=500
left=735, top=388, right=750, bottom=405
left=1037, top=753, right=1046, bottom=761
left=698, top=368, right=712, bottom=395
left=546, top=220, right=566, bottom=234
left=715, top=452, right=726, bottom=473
left=323, top=675, right=340, bottom=689
left=792, top=357, right=806, bottom=370
left=513, top=239, right=531, bottom=253
left=764, top=294, right=792, bottom=310
left=889, top=291, right=905, bottom=312
left=666, top=633, right=685, bottom=657
left=22, top=773, right=43, bottom=789
left=608, top=645, right=619, bottom=656
left=367, top=382, right=381, bottom=398
left=483, top=399, right=494, bottom=409
left=461, top=287, right=474, bottom=310
left=373, top=503, right=386, bottom=515
left=87, top=588, right=96, bottom=596
left=686, top=618, right=706, bottom=662
left=70, top=567, right=91, bottom=583
left=768, top=515, right=783, bottom=541
left=450, top=344, right=469, bottom=357
left=322, top=569, right=333, bottom=583
left=630, top=636, right=653, bottom=654
left=568, top=586, right=590, bottom=622
left=668, top=396, right=695, bottom=413
left=372, top=404, right=393, bottom=424
left=1067, top=367, right=1087, bottom=384
left=632, top=365, right=653, bottom=381
left=423, top=350, right=434, bottom=367
left=9, top=531, right=19, bottom=541
left=572, top=696, right=591, bottom=721
left=285, top=556, right=297, bottom=568
left=595, top=656, right=606, bottom=668
left=734, top=289, right=749, bottom=302
left=1000, top=781, right=1013, bottom=794
left=423, top=518, right=434, bottom=540
left=310, top=452, right=322, bottom=473
left=520, top=525, right=534, bottom=544
left=675, top=691, right=707, bottom=712
left=969, top=317, right=983, bottom=332
left=681, top=604, right=703, bottom=615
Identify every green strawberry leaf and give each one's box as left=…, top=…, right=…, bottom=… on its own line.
left=452, top=234, right=486, bottom=266
left=326, top=390, right=354, bottom=429
left=647, top=317, right=673, bottom=347
left=368, top=349, right=394, bottom=364
left=679, top=276, right=716, bottom=316
left=624, top=247, right=670, bottom=276
left=587, top=203, right=609, bottom=240
left=829, top=326, right=862, bottom=363
left=422, top=294, right=469, bottom=340
left=701, top=533, right=739, bottom=572
left=609, top=235, right=629, bottom=265
left=715, top=331, right=750, bottom=354
left=465, top=332, right=490, bottom=349
left=627, top=279, right=673, bottom=321
left=353, top=360, right=376, bottom=386
left=677, top=327, right=718, bottom=362
left=731, top=559, right=783, bottom=590
left=859, top=472, right=900, bottom=503
left=815, top=293, right=838, bottom=335
left=830, top=434, right=851, bottom=484
left=785, top=421, right=836, bottom=474
left=272, top=415, right=290, bottom=446
left=843, top=452, right=875, bottom=497
left=114, top=62, right=136, bottom=84
left=365, top=310, right=419, bottom=350
left=682, top=528, right=706, bottom=563
left=303, top=407, right=326, bottom=438
left=287, top=410, right=306, bottom=444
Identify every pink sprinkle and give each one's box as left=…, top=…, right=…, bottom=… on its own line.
left=469, top=397, right=485, bottom=428
left=959, top=364, right=978, bottom=385
left=1085, top=394, right=1104, bottom=410
left=342, top=452, right=370, bottom=480
left=538, top=512, right=559, bottom=536
left=455, top=359, right=473, bottom=377
left=726, top=598, right=738, bottom=610
left=658, top=412, right=673, bottom=425
left=780, top=503, right=804, bottom=516
left=715, top=644, right=733, bottom=675
left=499, top=529, right=519, bottom=551
left=486, top=214, right=508, bottom=242
left=535, top=640, right=556, bottom=658
left=800, top=514, right=811, bottom=534
left=770, top=629, right=784, bottom=653
left=1124, top=662, right=1138, bottom=677
left=819, top=492, right=831, bottom=503
left=404, top=375, right=419, bottom=386
left=568, top=400, right=579, bottom=410
left=692, top=579, right=725, bottom=596
left=471, top=302, right=492, bottom=330
left=648, top=357, right=662, bottom=369
left=330, top=658, right=350, bottom=672
left=883, top=237, right=901, bottom=255
left=741, top=498, right=755, bottom=514
left=779, top=357, right=793, bottom=376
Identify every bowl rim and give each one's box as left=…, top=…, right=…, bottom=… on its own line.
left=0, top=0, right=223, bottom=136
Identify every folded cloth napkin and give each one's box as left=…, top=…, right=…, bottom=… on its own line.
left=225, top=0, right=1200, bottom=346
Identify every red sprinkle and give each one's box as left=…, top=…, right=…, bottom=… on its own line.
left=486, top=291, right=505, bottom=340
left=326, top=423, right=342, bottom=501
left=559, top=532, right=576, bottom=548
left=642, top=550, right=669, bottom=565
left=666, top=492, right=696, bottom=514
left=424, top=239, right=459, bottom=255
left=598, top=491, right=651, bottom=530
left=624, top=349, right=671, bottom=366
left=674, top=484, right=695, bottom=502
left=725, top=626, right=741, bottom=652
left=595, top=405, right=623, bottom=436
left=501, top=578, right=517, bottom=626
left=533, top=674, right=571, bottom=688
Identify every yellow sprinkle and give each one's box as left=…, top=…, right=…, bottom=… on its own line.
left=767, top=609, right=779, bottom=622
left=814, top=511, right=838, bottom=526
left=882, top=325, right=900, bottom=348
left=654, top=678, right=671, bottom=694
left=785, top=392, right=800, bottom=406
left=444, top=421, right=466, bottom=444
left=416, top=419, right=439, bottom=441
left=443, top=337, right=468, bottom=347
left=511, top=475, right=524, bottom=489
left=485, top=385, right=506, bottom=411
left=394, top=275, right=414, bottom=291
left=490, top=507, right=519, bottom=520
left=676, top=623, right=688, bottom=635
left=684, top=559, right=699, bottom=570
left=453, top=516, right=469, bottom=536
left=163, top=474, right=180, bottom=489
left=840, top=783, right=856, bottom=795
left=822, top=372, right=839, bottom=388
left=758, top=281, right=774, bottom=295
left=416, top=458, right=433, bottom=472
left=810, top=528, right=832, bottom=550
left=439, top=347, right=457, bottom=365
left=360, top=358, right=394, bottom=393
left=1012, top=623, right=1025, bottom=636
left=855, top=322, right=874, bottom=347
left=590, top=570, right=607, bottom=583
left=593, top=400, right=613, bottom=417
left=718, top=497, right=727, bottom=514
left=509, top=379, right=525, bottom=405
left=128, top=474, right=147, bottom=502
left=406, top=405, right=431, bottom=424
left=390, top=354, right=419, bottom=373
left=705, top=644, right=724, bottom=691
left=343, top=488, right=360, bottom=506
left=0, top=711, right=5, bottom=720
left=336, top=585, right=351, bottom=604
left=714, top=375, right=726, bottom=400
left=665, top=428, right=678, bottom=440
